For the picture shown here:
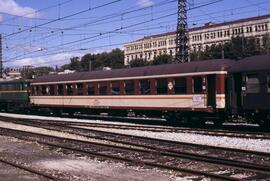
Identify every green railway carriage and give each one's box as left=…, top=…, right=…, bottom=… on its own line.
left=0, top=80, right=31, bottom=111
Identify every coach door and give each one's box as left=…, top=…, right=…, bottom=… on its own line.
left=207, top=75, right=216, bottom=108
left=234, top=73, right=243, bottom=110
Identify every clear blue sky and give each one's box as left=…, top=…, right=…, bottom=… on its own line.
left=1, top=0, right=270, bottom=67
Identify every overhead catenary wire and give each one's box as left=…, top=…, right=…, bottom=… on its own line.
left=4, top=0, right=179, bottom=57
left=3, top=0, right=177, bottom=54
left=0, top=0, right=74, bottom=24
left=5, top=0, right=223, bottom=64
left=4, top=0, right=270, bottom=66
left=5, top=0, right=268, bottom=51
left=3, top=0, right=122, bottom=38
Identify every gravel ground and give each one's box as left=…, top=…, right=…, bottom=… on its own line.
left=77, top=126, right=270, bottom=153
left=0, top=113, right=269, bottom=180
left=0, top=135, right=189, bottom=181
left=0, top=113, right=269, bottom=153
left=0, top=161, right=48, bottom=181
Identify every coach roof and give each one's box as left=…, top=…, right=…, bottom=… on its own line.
left=33, top=59, right=234, bottom=84
left=231, top=55, right=270, bottom=72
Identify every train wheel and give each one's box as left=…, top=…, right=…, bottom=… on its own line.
left=214, top=118, right=224, bottom=127
left=165, top=112, right=178, bottom=125
left=258, top=119, right=270, bottom=130
left=52, top=109, right=62, bottom=117
left=189, top=117, right=205, bottom=127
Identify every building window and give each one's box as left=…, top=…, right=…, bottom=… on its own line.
left=58, top=84, right=63, bottom=96
left=246, top=74, right=260, bottom=93
left=246, top=27, right=250, bottom=33
left=49, top=85, right=55, bottom=96
left=174, top=77, right=187, bottom=94
left=210, top=32, right=215, bottom=39
left=66, top=84, right=73, bottom=95
left=140, top=79, right=150, bottom=95
left=99, top=82, right=107, bottom=95
left=156, top=79, right=167, bottom=95
left=111, top=81, right=120, bottom=95
left=125, top=80, right=134, bottom=95
left=77, top=83, right=84, bottom=95
left=193, top=77, right=203, bottom=94
left=87, top=83, right=95, bottom=95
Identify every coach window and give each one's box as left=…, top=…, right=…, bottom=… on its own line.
left=66, top=84, right=73, bottom=95
left=174, top=77, right=187, bottom=94
left=87, top=83, right=95, bottom=95
left=41, top=85, right=47, bottom=95
left=58, top=84, right=64, bottom=96
left=99, top=82, right=107, bottom=95
left=140, top=79, right=150, bottom=95
left=125, top=80, right=135, bottom=95
left=156, top=79, right=167, bottom=95
left=111, top=81, right=120, bottom=95
left=49, top=85, right=55, bottom=96
left=193, top=77, right=203, bottom=94
left=246, top=74, right=260, bottom=93
left=36, top=86, right=40, bottom=95
left=77, top=83, right=83, bottom=95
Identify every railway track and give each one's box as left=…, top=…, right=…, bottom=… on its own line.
left=1, top=115, right=269, bottom=140
left=0, top=157, right=56, bottom=180
left=0, top=127, right=267, bottom=180
left=62, top=121, right=270, bottom=139
left=0, top=119, right=270, bottom=180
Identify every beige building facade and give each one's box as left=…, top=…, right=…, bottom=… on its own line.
left=124, top=14, right=270, bottom=65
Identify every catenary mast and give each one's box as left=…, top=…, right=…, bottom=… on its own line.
left=0, top=34, right=2, bottom=78
left=175, top=0, right=189, bottom=63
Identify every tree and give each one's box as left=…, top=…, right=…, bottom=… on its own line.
left=190, top=36, right=266, bottom=61
left=262, top=34, right=270, bottom=55
left=24, top=67, right=54, bottom=78
left=61, top=48, right=125, bottom=71
left=152, top=54, right=173, bottom=65
left=105, top=48, right=124, bottom=69
left=129, top=58, right=148, bottom=67
left=81, top=53, right=96, bottom=71
left=61, top=57, right=82, bottom=71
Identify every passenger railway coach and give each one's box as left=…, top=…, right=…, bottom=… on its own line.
left=229, top=55, right=270, bottom=126
left=30, top=59, right=234, bottom=123
left=0, top=79, right=31, bottom=111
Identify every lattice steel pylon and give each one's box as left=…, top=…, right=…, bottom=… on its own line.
left=175, top=0, right=189, bottom=63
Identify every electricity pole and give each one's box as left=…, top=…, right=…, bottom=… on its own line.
left=0, top=34, right=2, bottom=78
left=175, top=0, right=189, bottom=63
